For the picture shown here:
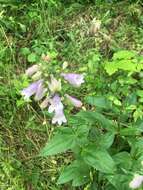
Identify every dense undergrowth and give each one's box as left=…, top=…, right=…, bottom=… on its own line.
left=0, top=0, right=143, bottom=189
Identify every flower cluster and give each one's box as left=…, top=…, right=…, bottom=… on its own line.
left=21, top=64, right=84, bottom=125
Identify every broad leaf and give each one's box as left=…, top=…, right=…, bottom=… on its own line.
left=96, top=132, right=115, bottom=149
left=86, top=96, right=111, bottom=109
left=106, top=174, right=132, bottom=190
left=40, top=128, right=75, bottom=156
left=104, top=62, right=118, bottom=75
left=120, top=127, right=143, bottom=136
left=113, top=152, right=132, bottom=170
left=57, top=160, right=90, bottom=186
left=83, top=146, right=116, bottom=173
left=76, top=111, right=116, bottom=132
left=112, top=50, right=136, bottom=60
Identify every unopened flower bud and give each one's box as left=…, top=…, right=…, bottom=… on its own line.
left=25, top=64, right=39, bottom=76
left=32, top=71, right=42, bottom=80
left=41, top=54, right=51, bottom=62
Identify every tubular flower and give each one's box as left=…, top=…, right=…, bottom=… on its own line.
left=48, top=94, right=66, bottom=125
left=34, top=81, right=47, bottom=101
left=25, top=65, right=39, bottom=76
left=48, top=75, right=61, bottom=93
left=52, top=109, right=67, bottom=125
left=65, top=94, right=82, bottom=108
left=21, top=80, right=42, bottom=100
left=129, top=174, right=143, bottom=189
left=48, top=94, right=64, bottom=113
left=61, top=73, right=84, bottom=87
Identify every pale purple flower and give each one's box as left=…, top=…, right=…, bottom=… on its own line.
left=65, top=94, right=82, bottom=108
left=61, top=73, right=84, bottom=87
left=129, top=174, right=143, bottom=189
left=21, top=80, right=42, bottom=100
left=40, top=97, right=49, bottom=109
left=25, top=65, right=39, bottom=76
left=52, top=109, right=67, bottom=125
left=48, top=94, right=67, bottom=125
left=34, top=81, right=47, bottom=101
left=48, top=75, right=61, bottom=93
left=48, top=94, right=63, bottom=113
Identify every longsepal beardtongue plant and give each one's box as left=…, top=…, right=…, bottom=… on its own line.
left=20, top=63, right=84, bottom=125
left=39, top=50, right=143, bottom=189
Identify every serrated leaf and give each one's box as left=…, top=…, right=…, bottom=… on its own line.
left=83, top=147, right=116, bottom=173
left=57, top=160, right=90, bottom=186
left=86, top=96, right=111, bottom=109
left=57, top=165, right=75, bottom=184
left=97, top=132, right=115, bottom=149
left=113, top=152, right=132, bottom=170
left=76, top=111, right=116, bottom=132
left=106, top=174, right=131, bottom=190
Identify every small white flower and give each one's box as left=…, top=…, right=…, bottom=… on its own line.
left=52, top=109, right=67, bottom=125
left=129, top=174, right=143, bottom=189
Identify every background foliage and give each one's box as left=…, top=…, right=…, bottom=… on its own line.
left=0, top=0, right=143, bottom=189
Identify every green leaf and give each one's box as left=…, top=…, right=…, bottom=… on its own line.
left=106, top=174, right=132, bottom=190
left=113, top=152, right=132, bottom=170
left=120, top=127, right=143, bottom=136
left=76, top=111, right=116, bottom=132
left=57, top=165, right=75, bottom=184
left=116, top=60, right=136, bottom=72
left=104, top=62, right=118, bottom=75
left=86, top=96, right=111, bottom=109
left=83, top=146, right=116, bottom=173
left=20, top=47, right=30, bottom=55
left=97, top=132, right=115, bottom=149
left=28, top=53, right=37, bottom=62
left=112, top=50, right=136, bottom=60
left=104, top=184, right=116, bottom=190
left=57, top=160, right=90, bottom=186
left=40, top=128, right=75, bottom=156
left=130, top=138, right=143, bottom=159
